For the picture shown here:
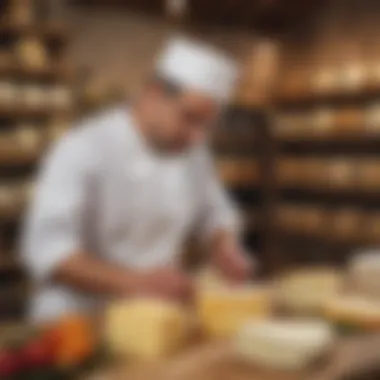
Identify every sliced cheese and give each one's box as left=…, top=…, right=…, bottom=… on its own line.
left=104, top=298, right=191, bottom=361
left=196, top=283, right=272, bottom=338
left=276, top=267, right=342, bottom=314
left=234, top=319, right=334, bottom=370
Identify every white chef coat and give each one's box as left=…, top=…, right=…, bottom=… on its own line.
left=21, top=107, right=239, bottom=321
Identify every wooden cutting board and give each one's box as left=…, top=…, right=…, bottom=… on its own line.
left=87, top=334, right=380, bottom=380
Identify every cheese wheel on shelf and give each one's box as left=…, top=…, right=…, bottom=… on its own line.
left=278, top=68, right=311, bottom=99
left=327, top=159, right=355, bottom=190
left=22, top=85, right=47, bottom=108
left=312, top=66, right=340, bottom=95
left=356, top=159, right=380, bottom=192
left=338, top=63, right=365, bottom=93
left=13, top=125, right=41, bottom=153
left=275, top=267, right=342, bottom=315
left=48, top=86, right=72, bottom=109
left=327, top=209, right=364, bottom=242
left=7, top=0, right=36, bottom=25
left=334, top=108, right=363, bottom=135
left=324, top=295, right=380, bottom=330
left=234, top=319, right=334, bottom=370
left=15, top=37, right=48, bottom=69
left=277, top=158, right=328, bottom=188
left=310, top=108, right=334, bottom=138
left=273, top=113, right=310, bottom=139
left=0, top=81, right=18, bottom=106
left=365, top=103, right=380, bottom=135
left=196, top=284, right=272, bottom=338
left=104, top=298, right=191, bottom=360
left=362, top=213, right=380, bottom=244
left=275, top=204, right=326, bottom=236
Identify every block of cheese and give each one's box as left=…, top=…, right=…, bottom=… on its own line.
left=104, top=298, right=191, bottom=361
left=196, top=283, right=272, bottom=338
left=276, top=268, right=342, bottom=315
left=324, top=295, right=380, bottom=330
left=234, top=319, right=334, bottom=370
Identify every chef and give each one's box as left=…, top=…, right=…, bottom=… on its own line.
left=21, top=37, right=253, bottom=321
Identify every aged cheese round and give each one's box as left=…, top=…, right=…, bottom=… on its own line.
left=334, top=108, right=363, bottom=135
left=14, top=125, right=40, bottom=151
left=366, top=103, right=380, bottom=135
left=234, top=319, right=334, bottom=370
left=311, top=108, right=334, bottom=138
left=15, top=38, right=48, bottom=69
left=328, top=159, right=355, bottom=190
left=363, top=214, right=380, bottom=244
left=8, top=0, right=35, bottom=25
left=356, top=159, right=380, bottom=192
left=0, top=81, right=18, bottom=105
left=49, top=86, right=72, bottom=109
left=275, top=205, right=326, bottom=235
left=312, top=67, right=339, bottom=95
left=328, top=209, right=363, bottom=241
left=339, top=63, right=365, bottom=92
left=22, top=85, right=47, bottom=108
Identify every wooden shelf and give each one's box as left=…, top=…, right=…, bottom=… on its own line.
left=0, top=63, right=72, bottom=80
left=0, top=21, right=67, bottom=42
left=274, top=87, right=380, bottom=108
left=0, top=148, right=42, bottom=166
left=0, top=104, right=72, bottom=119
left=276, top=226, right=375, bottom=247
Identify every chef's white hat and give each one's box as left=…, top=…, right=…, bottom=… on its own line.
left=156, top=37, right=238, bottom=103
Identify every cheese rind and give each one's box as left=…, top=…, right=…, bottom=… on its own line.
left=104, top=298, right=190, bottom=360
left=276, top=268, right=342, bottom=314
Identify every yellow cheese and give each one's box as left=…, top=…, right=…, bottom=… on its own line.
left=104, top=298, right=191, bottom=361
left=196, top=284, right=272, bottom=338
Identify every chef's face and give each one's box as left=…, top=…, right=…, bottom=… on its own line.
left=144, top=80, right=221, bottom=154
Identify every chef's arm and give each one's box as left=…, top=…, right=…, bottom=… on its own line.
left=197, top=150, right=241, bottom=246
left=53, top=252, right=143, bottom=296
left=194, top=149, right=253, bottom=279
left=20, top=128, right=140, bottom=296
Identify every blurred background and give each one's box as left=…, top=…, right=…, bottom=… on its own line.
left=2, top=0, right=380, bottom=320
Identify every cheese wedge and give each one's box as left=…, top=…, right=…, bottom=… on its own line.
left=349, top=251, right=380, bottom=297
left=324, top=295, right=380, bottom=330
left=104, top=298, right=191, bottom=360
left=276, top=267, right=342, bottom=314
left=234, top=319, right=334, bottom=370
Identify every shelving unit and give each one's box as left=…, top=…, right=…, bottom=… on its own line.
left=268, top=36, right=380, bottom=270
left=0, top=0, right=74, bottom=319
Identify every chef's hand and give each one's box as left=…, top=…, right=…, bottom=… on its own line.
left=211, top=235, right=255, bottom=283
left=134, top=268, right=194, bottom=302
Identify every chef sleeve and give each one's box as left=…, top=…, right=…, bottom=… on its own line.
left=21, top=128, right=96, bottom=282
left=195, top=148, right=241, bottom=241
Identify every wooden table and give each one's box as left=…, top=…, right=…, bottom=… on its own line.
left=88, top=334, right=380, bottom=380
